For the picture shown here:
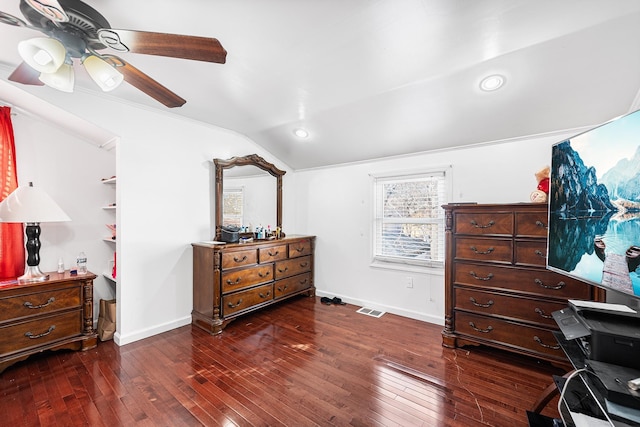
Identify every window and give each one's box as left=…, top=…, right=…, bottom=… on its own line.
left=222, top=187, right=243, bottom=227
left=373, top=168, right=450, bottom=268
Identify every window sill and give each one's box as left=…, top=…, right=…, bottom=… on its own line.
left=370, top=259, right=444, bottom=275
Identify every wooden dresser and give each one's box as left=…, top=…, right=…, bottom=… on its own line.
left=0, top=271, right=98, bottom=373
left=192, top=235, right=315, bottom=334
left=442, top=203, right=603, bottom=364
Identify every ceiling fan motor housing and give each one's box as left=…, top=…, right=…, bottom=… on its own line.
left=20, top=0, right=111, bottom=52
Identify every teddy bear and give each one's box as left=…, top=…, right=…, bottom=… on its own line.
left=530, top=165, right=550, bottom=203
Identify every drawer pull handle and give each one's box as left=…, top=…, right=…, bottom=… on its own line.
left=534, top=278, right=565, bottom=290
left=470, top=246, right=494, bottom=255
left=535, top=220, right=547, bottom=229
left=534, top=250, right=546, bottom=258
left=299, top=278, right=308, bottom=285
left=227, top=299, right=243, bottom=308
left=24, top=297, right=55, bottom=309
left=534, top=308, right=553, bottom=319
left=259, top=291, right=271, bottom=298
left=258, top=271, right=271, bottom=278
left=469, top=271, right=494, bottom=281
left=470, top=220, right=495, bottom=229
left=469, top=322, right=493, bottom=333
left=277, top=285, right=288, bottom=292
left=233, top=255, right=248, bottom=263
left=268, top=250, right=279, bottom=257
left=299, top=262, right=309, bottom=268
left=25, top=325, right=55, bottom=339
left=295, top=247, right=305, bottom=253
left=226, top=277, right=241, bottom=285
left=534, top=336, right=560, bottom=350
left=469, top=297, right=494, bottom=308
left=278, top=266, right=289, bottom=273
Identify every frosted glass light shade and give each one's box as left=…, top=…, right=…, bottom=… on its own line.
left=39, top=62, right=74, bottom=92
left=0, top=182, right=70, bottom=223
left=83, top=55, right=123, bottom=92
left=18, top=37, right=66, bottom=73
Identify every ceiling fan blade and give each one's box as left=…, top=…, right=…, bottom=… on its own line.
left=98, top=29, right=227, bottom=64
left=24, top=0, right=69, bottom=23
left=103, top=55, right=186, bottom=108
left=8, top=62, right=45, bottom=86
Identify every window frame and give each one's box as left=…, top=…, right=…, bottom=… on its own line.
left=222, top=186, right=244, bottom=227
left=370, top=166, right=452, bottom=270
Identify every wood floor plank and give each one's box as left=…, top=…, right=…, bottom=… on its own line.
left=0, top=295, right=565, bottom=426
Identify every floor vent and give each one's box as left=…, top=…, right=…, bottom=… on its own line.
left=356, top=307, right=385, bottom=318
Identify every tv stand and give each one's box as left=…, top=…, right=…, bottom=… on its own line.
left=529, top=331, right=640, bottom=426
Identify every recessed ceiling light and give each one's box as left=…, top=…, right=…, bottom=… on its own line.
left=480, top=74, right=505, bottom=91
left=293, top=128, right=309, bottom=138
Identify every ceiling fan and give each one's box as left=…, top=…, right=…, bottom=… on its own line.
left=0, top=0, right=227, bottom=108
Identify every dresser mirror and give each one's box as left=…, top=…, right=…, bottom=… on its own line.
left=214, top=154, right=285, bottom=240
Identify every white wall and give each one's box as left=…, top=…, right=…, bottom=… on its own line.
left=8, top=86, right=589, bottom=344
left=12, top=112, right=117, bottom=316
left=292, top=133, right=578, bottom=324
left=27, top=91, right=291, bottom=345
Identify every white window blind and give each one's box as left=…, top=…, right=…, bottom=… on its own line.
left=222, top=187, right=243, bottom=227
left=373, top=170, right=448, bottom=268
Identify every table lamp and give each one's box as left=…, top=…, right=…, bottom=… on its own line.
left=0, top=182, right=71, bottom=282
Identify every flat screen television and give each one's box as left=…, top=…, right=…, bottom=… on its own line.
left=547, top=109, right=640, bottom=300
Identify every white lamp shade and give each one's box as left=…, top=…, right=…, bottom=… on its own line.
left=39, top=62, right=74, bottom=92
left=0, top=182, right=70, bottom=223
left=83, top=55, right=124, bottom=92
left=18, top=37, right=66, bottom=74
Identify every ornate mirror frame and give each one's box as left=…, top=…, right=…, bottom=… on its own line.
left=213, top=154, right=286, bottom=241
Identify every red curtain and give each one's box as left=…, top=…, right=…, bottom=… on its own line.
left=0, top=106, right=24, bottom=279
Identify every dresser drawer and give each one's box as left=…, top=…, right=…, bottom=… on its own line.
left=0, top=310, right=83, bottom=357
left=454, top=311, right=564, bottom=359
left=455, top=212, right=513, bottom=236
left=221, top=264, right=274, bottom=293
left=222, top=284, right=273, bottom=316
left=0, top=287, right=81, bottom=323
left=455, top=237, right=512, bottom=264
left=275, top=273, right=312, bottom=298
left=515, top=212, right=548, bottom=238
left=275, top=256, right=312, bottom=279
left=453, top=261, right=592, bottom=300
left=259, top=244, right=287, bottom=263
left=221, top=249, right=258, bottom=270
left=515, top=240, right=547, bottom=267
left=288, top=239, right=313, bottom=258
left=455, top=287, right=566, bottom=328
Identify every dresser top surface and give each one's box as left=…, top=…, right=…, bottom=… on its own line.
left=0, top=271, right=97, bottom=292
left=192, top=235, right=315, bottom=250
left=443, top=202, right=548, bottom=210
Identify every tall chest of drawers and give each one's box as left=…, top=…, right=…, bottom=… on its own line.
left=192, top=235, right=315, bottom=334
left=442, top=203, right=603, bottom=364
left=0, top=271, right=98, bottom=373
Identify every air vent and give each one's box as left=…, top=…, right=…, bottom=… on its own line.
left=356, top=307, right=385, bottom=318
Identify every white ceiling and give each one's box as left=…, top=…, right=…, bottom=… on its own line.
left=2, top=0, right=640, bottom=169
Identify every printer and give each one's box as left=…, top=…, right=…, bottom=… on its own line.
left=553, top=300, right=640, bottom=370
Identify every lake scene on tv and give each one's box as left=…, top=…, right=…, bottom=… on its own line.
left=548, top=110, right=640, bottom=298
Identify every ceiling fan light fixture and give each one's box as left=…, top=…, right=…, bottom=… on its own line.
left=83, top=55, right=123, bottom=92
left=480, top=74, right=505, bottom=92
left=39, top=62, right=74, bottom=92
left=18, top=37, right=66, bottom=73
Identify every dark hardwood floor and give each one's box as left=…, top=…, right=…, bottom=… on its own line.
left=0, top=296, right=565, bottom=426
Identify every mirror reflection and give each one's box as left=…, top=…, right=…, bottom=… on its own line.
left=222, top=166, right=276, bottom=230
left=214, top=154, right=285, bottom=241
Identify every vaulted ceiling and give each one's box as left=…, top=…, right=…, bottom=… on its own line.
left=2, top=0, right=640, bottom=169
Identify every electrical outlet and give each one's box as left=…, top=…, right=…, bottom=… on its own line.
left=405, top=277, right=413, bottom=288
